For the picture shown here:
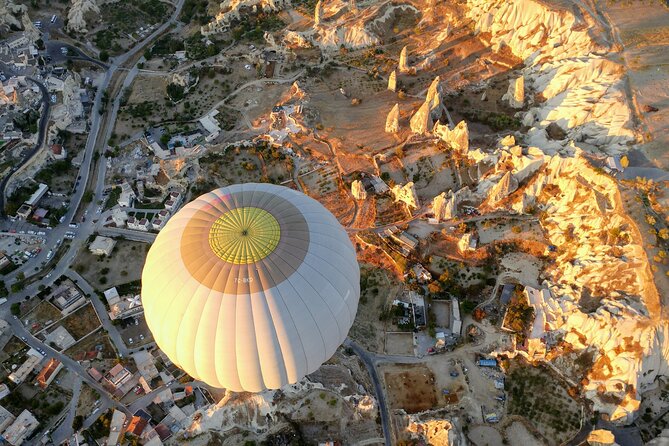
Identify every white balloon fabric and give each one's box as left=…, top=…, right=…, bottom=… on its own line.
left=141, top=184, right=360, bottom=392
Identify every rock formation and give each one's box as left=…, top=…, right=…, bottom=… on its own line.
left=314, top=0, right=323, bottom=26
left=434, top=120, right=469, bottom=153
left=351, top=180, right=367, bottom=200
left=406, top=418, right=460, bottom=445
left=503, top=76, right=525, bottom=109
left=385, top=104, right=400, bottom=133
left=410, top=101, right=431, bottom=135
left=468, top=0, right=635, bottom=154
left=587, top=429, right=619, bottom=446
left=431, top=191, right=457, bottom=221
left=487, top=171, right=518, bottom=205
left=51, top=73, right=85, bottom=132
left=391, top=182, right=419, bottom=209
left=0, top=0, right=27, bottom=32
left=203, top=0, right=291, bottom=35
left=399, top=45, right=410, bottom=73
left=425, top=76, right=442, bottom=116
left=66, top=0, right=100, bottom=33
left=500, top=135, right=515, bottom=147
left=388, top=70, right=397, bottom=92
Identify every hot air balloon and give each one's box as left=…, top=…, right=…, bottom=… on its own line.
left=141, top=183, right=360, bottom=392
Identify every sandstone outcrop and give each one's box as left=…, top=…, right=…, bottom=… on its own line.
left=392, top=182, right=419, bottom=209
left=351, top=180, right=367, bottom=200
left=487, top=171, right=518, bottom=205
left=432, top=191, right=457, bottom=221
left=468, top=0, right=635, bottom=155
left=410, top=101, right=431, bottom=135
left=0, top=0, right=27, bottom=31
left=67, top=0, right=100, bottom=33
left=314, top=0, right=323, bottom=26
left=434, top=120, right=469, bottom=153
left=202, top=0, right=290, bottom=35
left=399, top=45, right=410, bottom=73
left=503, top=76, right=525, bottom=109
left=388, top=70, right=397, bottom=92
left=426, top=76, right=442, bottom=117
left=385, top=104, right=400, bottom=133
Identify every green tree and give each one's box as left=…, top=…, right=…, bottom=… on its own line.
left=99, top=50, right=109, bottom=62
left=10, top=303, right=20, bottom=316
left=83, top=190, right=94, bottom=203
left=72, top=415, right=84, bottom=430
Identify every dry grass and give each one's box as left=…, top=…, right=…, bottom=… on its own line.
left=25, top=301, right=62, bottom=334
left=383, top=364, right=438, bottom=414
left=60, top=303, right=101, bottom=340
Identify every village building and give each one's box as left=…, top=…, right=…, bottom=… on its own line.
left=15, top=204, right=32, bottom=220
left=128, top=217, right=152, bottom=232
left=36, top=358, right=63, bottom=389
left=0, top=384, right=10, bottom=400
left=104, top=287, right=143, bottom=320
left=2, top=409, right=39, bottom=445
left=8, top=350, right=42, bottom=384
left=88, top=367, right=103, bottom=382
left=25, top=183, right=48, bottom=208
left=412, top=264, right=432, bottom=283
left=451, top=298, right=462, bottom=336
left=106, top=208, right=129, bottom=227
left=0, top=404, right=16, bottom=433
left=89, top=235, right=116, bottom=256
left=107, top=409, right=127, bottom=446
left=30, top=208, right=48, bottom=223
left=104, top=364, right=134, bottom=390
left=117, top=181, right=136, bottom=208
left=50, top=144, right=66, bottom=160
left=44, top=325, right=77, bottom=350
left=126, top=415, right=148, bottom=437
left=50, top=281, right=85, bottom=314
left=133, top=350, right=160, bottom=382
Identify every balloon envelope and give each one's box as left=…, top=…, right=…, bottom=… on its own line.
left=141, top=184, right=360, bottom=392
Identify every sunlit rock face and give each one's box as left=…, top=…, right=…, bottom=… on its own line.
left=385, top=103, right=400, bottom=133
left=468, top=0, right=635, bottom=155
left=392, top=182, right=419, bottom=209
left=388, top=70, right=397, bottom=92
left=410, top=101, right=431, bottom=135
left=503, top=76, right=524, bottom=109
left=399, top=45, right=410, bottom=73
left=351, top=180, right=367, bottom=200
left=202, top=0, right=291, bottom=35
left=434, top=120, right=469, bottom=153
left=476, top=146, right=665, bottom=423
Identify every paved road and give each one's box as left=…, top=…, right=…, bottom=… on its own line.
left=65, top=269, right=129, bottom=357
left=7, top=316, right=126, bottom=413
left=0, top=1, right=186, bottom=442
left=344, top=339, right=392, bottom=446
left=0, top=77, right=50, bottom=215
left=3, top=0, right=185, bottom=287
left=52, top=375, right=83, bottom=444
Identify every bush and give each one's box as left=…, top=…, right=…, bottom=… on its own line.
left=166, top=83, right=185, bottom=102
left=72, top=415, right=84, bottom=430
